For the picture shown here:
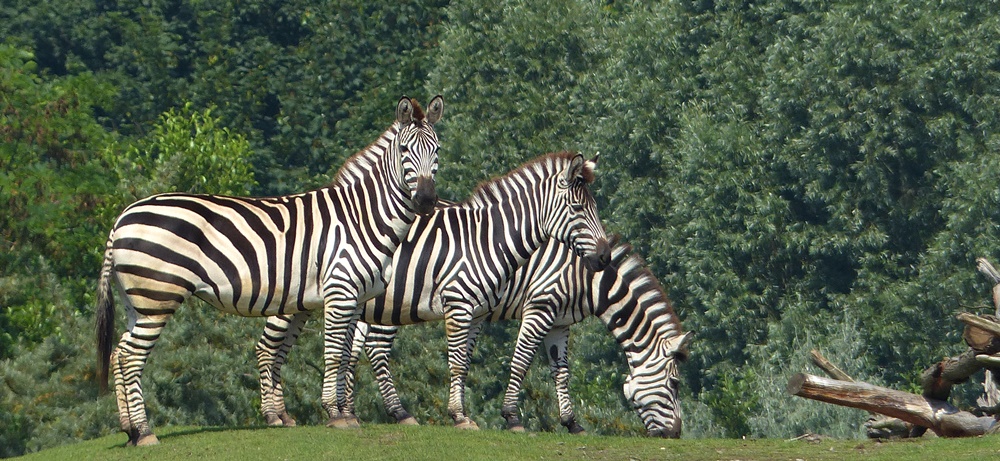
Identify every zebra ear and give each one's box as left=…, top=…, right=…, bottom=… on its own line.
left=582, top=153, right=599, bottom=183
left=396, top=96, right=414, bottom=125
left=667, top=332, right=693, bottom=362
left=662, top=331, right=693, bottom=354
left=565, top=154, right=586, bottom=184
left=425, top=95, right=444, bottom=125
left=586, top=153, right=599, bottom=172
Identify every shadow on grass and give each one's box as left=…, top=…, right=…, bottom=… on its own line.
left=103, top=425, right=292, bottom=448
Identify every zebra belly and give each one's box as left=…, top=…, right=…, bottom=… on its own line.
left=191, top=274, right=326, bottom=316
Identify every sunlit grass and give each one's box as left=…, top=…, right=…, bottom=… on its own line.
left=11, top=424, right=1000, bottom=461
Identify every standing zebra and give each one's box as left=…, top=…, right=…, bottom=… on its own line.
left=256, top=151, right=611, bottom=429
left=95, top=96, right=443, bottom=446
left=348, top=237, right=691, bottom=438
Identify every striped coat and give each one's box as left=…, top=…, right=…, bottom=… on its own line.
left=256, top=151, right=611, bottom=428
left=96, top=96, right=443, bottom=446
left=352, top=237, right=690, bottom=437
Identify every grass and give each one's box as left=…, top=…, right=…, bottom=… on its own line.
left=10, top=425, right=1000, bottom=461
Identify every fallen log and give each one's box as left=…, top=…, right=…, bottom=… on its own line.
left=808, top=349, right=912, bottom=438
left=976, top=257, right=1000, bottom=415
left=787, top=373, right=998, bottom=437
left=919, top=350, right=981, bottom=401
left=957, top=313, right=1000, bottom=353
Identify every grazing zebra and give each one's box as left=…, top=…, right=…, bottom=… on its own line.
left=95, top=96, right=443, bottom=446
left=255, top=151, right=611, bottom=429
left=347, top=237, right=691, bottom=438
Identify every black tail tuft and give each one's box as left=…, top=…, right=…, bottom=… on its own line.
left=95, top=250, right=116, bottom=395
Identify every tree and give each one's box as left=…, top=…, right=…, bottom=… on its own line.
left=0, top=45, right=115, bottom=353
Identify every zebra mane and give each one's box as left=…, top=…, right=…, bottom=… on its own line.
left=616, top=251, right=686, bottom=342
left=463, top=151, right=583, bottom=208
left=329, top=128, right=396, bottom=188
left=607, top=235, right=631, bottom=266
left=410, top=99, right=426, bottom=124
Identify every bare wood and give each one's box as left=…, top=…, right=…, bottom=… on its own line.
left=980, top=258, right=1000, bottom=316
left=865, top=415, right=912, bottom=439
left=957, top=312, right=1000, bottom=337
left=995, top=284, right=1000, bottom=316
left=974, top=258, right=1000, bottom=415
left=809, top=350, right=854, bottom=382
left=788, top=373, right=996, bottom=437
left=957, top=313, right=1000, bottom=353
left=809, top=350, right=913, bottom=437
left=977, top=258, right=1000, bottom=285
left=919, top=350, right=982, bottom=401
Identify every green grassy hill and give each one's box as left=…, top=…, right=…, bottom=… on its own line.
left=10, top=425, right=1000, bottom=461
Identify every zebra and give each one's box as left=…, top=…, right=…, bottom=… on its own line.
left=255, top=151, right=612, bottom=429
left=346, top=236, right=691, bottom=438
left=95, top=95, right=443, bottom=446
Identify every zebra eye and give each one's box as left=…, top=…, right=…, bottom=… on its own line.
left=400, top=144, right=410, bottom=153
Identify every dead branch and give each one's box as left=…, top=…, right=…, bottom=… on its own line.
left=788, top=373, right=997, bottom=437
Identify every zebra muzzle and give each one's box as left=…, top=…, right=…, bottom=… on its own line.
left=583, top=238, right=611, bottom=272
left=413, top=176, right=437, bottom=215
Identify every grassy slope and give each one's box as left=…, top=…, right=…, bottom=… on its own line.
left=10, top=425, right=1000, bottom=461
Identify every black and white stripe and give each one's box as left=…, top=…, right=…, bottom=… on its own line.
left=352, top=237, right=690, bottom=437
left=95, top=96, right=443, bottom=446
left=256, top=151, right=611, bottom=429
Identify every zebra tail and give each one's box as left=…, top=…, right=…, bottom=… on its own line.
left=95, top=240, right=116, bottom=395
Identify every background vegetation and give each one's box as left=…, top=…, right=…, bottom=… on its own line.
left=2, top=0, right=999, bottom=456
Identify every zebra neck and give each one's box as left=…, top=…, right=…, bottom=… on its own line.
left=330, top=132, right=416, bottom=245
left=590, top=259, right=683, bottom=356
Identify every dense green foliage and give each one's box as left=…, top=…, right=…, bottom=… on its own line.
left=3, top=0, right=1000, bottom=456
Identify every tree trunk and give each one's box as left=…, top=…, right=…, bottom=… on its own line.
left=787, top=373, right=997, bottom=437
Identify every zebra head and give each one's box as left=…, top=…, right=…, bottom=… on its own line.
left=622, top=331, right=692, bottom=438
left=394, top=95, right=443, bottom=215
left=546, top=153, right=611, bottom=271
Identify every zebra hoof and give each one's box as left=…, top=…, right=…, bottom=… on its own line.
left=326, top=417, right=350, bottom=428
left=327, top=416, right=360, bottom=429
left=135, top=434, right=159, bottom=446
left=398, top=416, right=419, bottom=426
left=568, top=423, right=586, bottom=435
left=509, top=424, right=527, bottom=433
left=279, top=413, right=298, bottom=427
left=265, top=414, right=284, bottom=426
left=455, top=420, right=480, bottom=430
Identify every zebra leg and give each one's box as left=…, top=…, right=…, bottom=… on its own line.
left=257, top=312, right=310, bottom=427
left=320, top=293, right=361, bottom=429
left=363, top=324, right=418, bottom=424
left=113, top=313, right=171, bottom=446
left=336, top=319, right=365, bottom=428
left=501, top=310, right=555, bottom=432
left=444, top=308, right=479, bottom=429
left=543, top=325, right=585, bottom=434
left=110, top=346, right=132, bottom=440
